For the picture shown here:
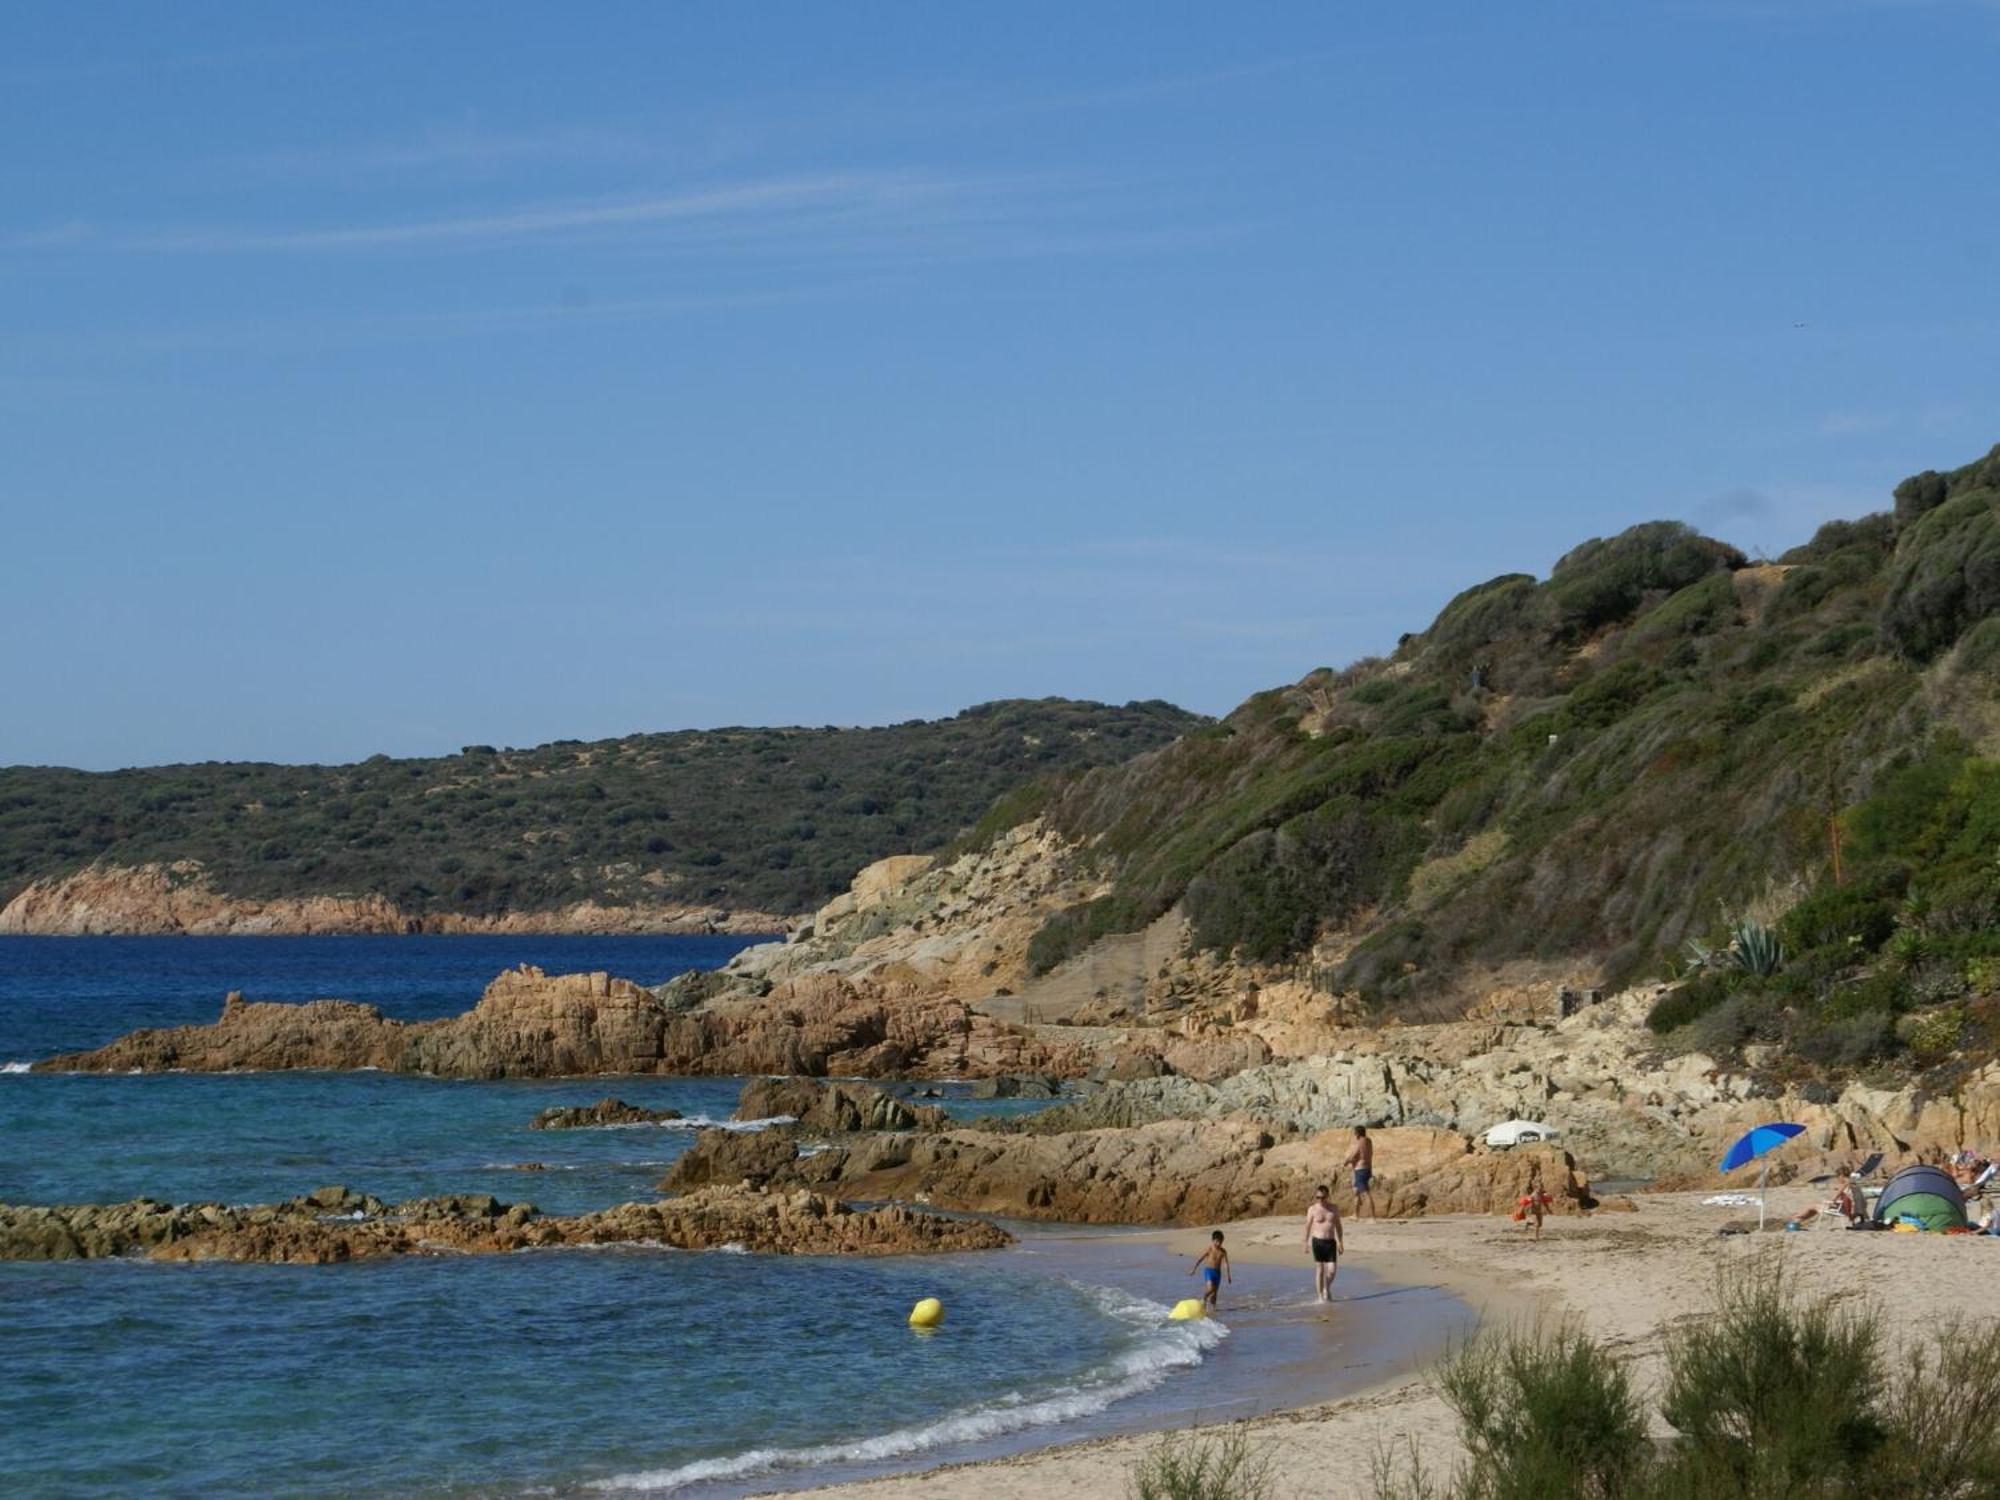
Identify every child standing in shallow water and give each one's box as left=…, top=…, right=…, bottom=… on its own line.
left=1190, top=1230, right=1231, bottom=1308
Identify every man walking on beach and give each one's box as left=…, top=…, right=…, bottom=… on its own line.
left=1344, top=1125, right=1378, bottom=1218
left=1305, top=1185, right=1344, bottom=1301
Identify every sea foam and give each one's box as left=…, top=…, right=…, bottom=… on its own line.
left=1, top=1061, right=31, bottom=1073
left=564, top=1113, right=796, bottom=1133
left=589, top=1285, right=1226, bottom=1493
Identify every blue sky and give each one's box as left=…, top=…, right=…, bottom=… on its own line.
left=4, top=2, right=1996, bottom=769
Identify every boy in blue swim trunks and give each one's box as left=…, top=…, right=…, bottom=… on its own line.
left=1189, top=1230, right=1231, bottom=1308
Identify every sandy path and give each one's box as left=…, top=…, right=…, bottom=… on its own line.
left=770, top=1184, right=2000, bottom=1498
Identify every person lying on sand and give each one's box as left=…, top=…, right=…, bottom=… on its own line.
left=1305, top=1185, right=1345, bottom=1302
left=1190, top=1230, right=1231, bottom=1308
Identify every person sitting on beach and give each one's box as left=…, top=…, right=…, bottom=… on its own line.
left=1190, top=1230, right=1231, bottom=1308
left=1830, top=1177, right=1865, bottom=1226
left=1344, top=1125, right=1378, bottom=1219
left=1305, top=1185, right=1345, bottom=1301
left=1969, top=1159, right=1997, bottom=1202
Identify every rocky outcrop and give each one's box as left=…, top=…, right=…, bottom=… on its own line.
left=731, top=834, right=1092, bottom=1000
left=967, top=1073, right=1063, bottom=1100
left=665, top=1118, right=1619, bottom=1226
left=733, top=1077, right=949, bottom=1132
left=528, top=1098, right=684, bottom=1130
left=35, top=966, right=1093, bottom=1081
left=0, top=862, right=783, bottom=936
left=0, top=1184, right=1011, bottom=1263
left=998, top=990, right=2000, bottom=1185
left=660, top=1127, right=810, bottom=1189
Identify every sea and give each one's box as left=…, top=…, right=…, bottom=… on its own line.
left=0, top=935, right=1469, bottom=1499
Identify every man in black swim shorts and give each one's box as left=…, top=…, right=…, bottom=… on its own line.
left=1304, top=1184, right=1345, bottom=1302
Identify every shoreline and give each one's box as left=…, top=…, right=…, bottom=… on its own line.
left=767, top=1183, right=2000, bottom=1498
left=0, top=918, right=787, bottom=938
left=668, top=1219, right=1478, bottom=1500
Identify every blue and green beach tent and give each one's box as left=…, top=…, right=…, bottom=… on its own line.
left=1872, top=1164, right=1968, bottom=1231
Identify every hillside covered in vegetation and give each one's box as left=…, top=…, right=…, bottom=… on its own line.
left=1010, top=444, right=1999, bottom=1061
left=0, top=699, right=1201, bottom=920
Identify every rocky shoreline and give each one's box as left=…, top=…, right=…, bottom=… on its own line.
left=0, top=861, right=785, bottom=936
left=0, top=1183, right=1011, bottom=1263
left=29, top=847, right=2000, bottom=1200
left=32, top=965, right=1086, bottom=1079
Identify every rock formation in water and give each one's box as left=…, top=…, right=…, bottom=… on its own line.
left=0, top=1184, right=1011, bottom=1263
left=34, top=963, right=1091, bottom=1081
left=528, top=1098, right=685, bottom=1130
left=661, top=1127, right=809, bottom=1190
left=732, top=1076, right=949, bottom=1132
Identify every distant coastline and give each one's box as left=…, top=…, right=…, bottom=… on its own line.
left=0, top=863, right=786, bottom=937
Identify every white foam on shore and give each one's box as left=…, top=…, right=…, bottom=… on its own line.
left=565, top=1114, right=795, bottom=1133
left=588, top=1285, right=1226, bottom=1494
left=1, top=1061, right=31, bottom=1073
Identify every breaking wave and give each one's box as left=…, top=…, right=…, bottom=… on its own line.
left=589, top=1284, right=1225, bottom=1493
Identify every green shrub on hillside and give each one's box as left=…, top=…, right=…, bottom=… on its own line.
left=1546, top=521, right=1744, bottom=634
left=1881, top=488, right=2000, bottom=660
left=1633, top=572, right=1737, bottom=643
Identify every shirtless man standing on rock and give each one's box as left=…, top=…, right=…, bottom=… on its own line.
left=1344, top=1125, right=1377, bottom=1218
left=1305, top=1185, right=1345, bottom=1302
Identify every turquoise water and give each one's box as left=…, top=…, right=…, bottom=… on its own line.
left=0, top=937, right=1258, bottom=1499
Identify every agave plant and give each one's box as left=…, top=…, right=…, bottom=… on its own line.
left=1724, top=919, right=1784, bottom=978
left=1683, top=936, right=1720, bottom=972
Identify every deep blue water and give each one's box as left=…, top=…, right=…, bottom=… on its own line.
left=0, top=936, right=1287, bottom=1499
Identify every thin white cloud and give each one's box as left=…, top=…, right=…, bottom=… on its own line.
left=228, top=119, right=727, bottom=179
left=5, top=168, right=1111, bottom=259
left=141, top=172, right=949, bottom=252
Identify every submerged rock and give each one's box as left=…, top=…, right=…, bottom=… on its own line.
left=529, top=1098, right=684, bottom=1130
left=0, top=1185, right=1010, bottom=1263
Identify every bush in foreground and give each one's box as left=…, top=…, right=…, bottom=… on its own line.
left=1128, top=1430, right=1275, bottom=1500
left=1372, top=1266, right=2000, bottom=1500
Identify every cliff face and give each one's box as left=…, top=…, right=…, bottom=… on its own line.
left=0, top=862, right=784, bottom=936
left=728, top=825, right=1104, bottom=999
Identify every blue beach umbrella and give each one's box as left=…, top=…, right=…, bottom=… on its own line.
left=1721, top=1122, right=1806, bottom=1229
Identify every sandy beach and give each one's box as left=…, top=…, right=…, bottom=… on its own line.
left=777, top=1183, right=2000, bottom=1498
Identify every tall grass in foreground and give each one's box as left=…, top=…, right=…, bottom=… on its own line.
left=1127, top=1430, right=1275, bottom=1500
left=1371, top=1265, right=2000, bottom=1500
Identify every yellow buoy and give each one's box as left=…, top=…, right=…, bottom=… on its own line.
left=909, top=1297, right=944, bottom=1328
left=1168, top=1298, right=1207, bottom=1322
